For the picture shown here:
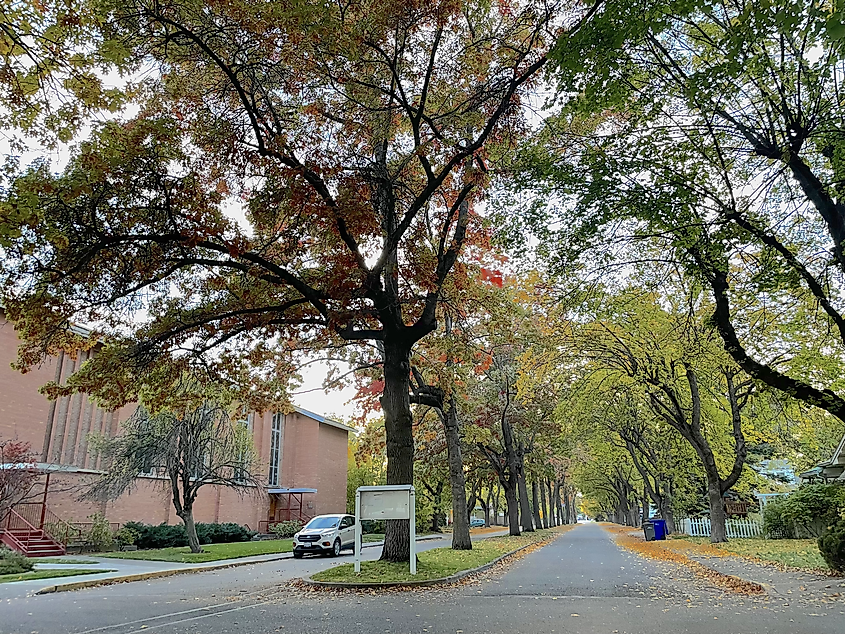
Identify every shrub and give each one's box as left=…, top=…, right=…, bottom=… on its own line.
left=196, top=523, right=255, bottom=544
left=818, top=519, right=845, bottom=572
left=360, top=519, right=385, bottom=534
left=123, top=522, right=187, bottom=549
left=0, top=546, right=34, bottom=575
left=762, top=485, right=845, bottom=539
left=113, top=526, right=139, bottom=549
left=763, top=497, right=795, bottom=539
left=269, top=520, right=303, bottom=538
left=123, top=521, right=254, bottom=549
left=86, top=513, right=115, bottom=551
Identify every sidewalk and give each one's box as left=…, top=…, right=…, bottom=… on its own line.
left=0, top=534, right=449, bottom=598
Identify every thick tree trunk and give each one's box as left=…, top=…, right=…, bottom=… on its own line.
left=706, top=470, right=728, bottom=543
left=180, top=507, right=202, bottom=554
left=531, top=480, right=542, bottom=530
left=380, top=339, right=414, bottom=562
left=517, top=472, right=534, bottom=532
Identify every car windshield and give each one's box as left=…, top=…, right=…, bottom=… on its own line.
left=304, top=517, right=340, bottom=530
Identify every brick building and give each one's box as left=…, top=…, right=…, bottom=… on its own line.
left=0, top=313, right=352, bottom=534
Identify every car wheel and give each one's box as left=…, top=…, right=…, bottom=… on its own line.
left=293, top=551, right=303, bottom=559
left=331, top=538, right=341, bottom=557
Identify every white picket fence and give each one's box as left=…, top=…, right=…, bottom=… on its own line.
left=678, top=517, right=763, bottom=539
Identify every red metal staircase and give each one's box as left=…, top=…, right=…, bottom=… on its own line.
left=1, top=505, right=68, bottom=557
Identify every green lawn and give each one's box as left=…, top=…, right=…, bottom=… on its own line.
left=0, top=569, right=115, bottom=584
left=100, top=539, right=293, bottom=563
left=362, top=534, right=385, bottom=543
left=35, top=558, right=100, bottom=565
left=312, top=528, right=560, bottom=584
left=679, top=536, right=830, bottom=571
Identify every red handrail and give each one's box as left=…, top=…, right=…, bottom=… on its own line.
left=41, top=507, right=84, bottom=545
left=1, top=507, right=40, bottom=552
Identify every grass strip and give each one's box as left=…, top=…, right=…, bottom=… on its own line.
left=670, top=535, right=830, bottom=572
left=0, top=569, right=116, bottom=584
left=311, top=527, right=569, bottom=584
left=99, top=539, right=293, bottom=563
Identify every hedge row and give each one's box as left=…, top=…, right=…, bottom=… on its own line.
left=122, top=522, right=255, bottom=549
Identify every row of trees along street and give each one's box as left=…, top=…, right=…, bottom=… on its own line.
left=1, top=0, right=845, bottom=554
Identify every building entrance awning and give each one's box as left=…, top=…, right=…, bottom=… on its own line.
left=268, top=487, right=317, bottom=494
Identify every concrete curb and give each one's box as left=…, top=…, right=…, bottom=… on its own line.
left=302, top=533, right=559, bottom=590
left=35, top=553, right=294, bottom=595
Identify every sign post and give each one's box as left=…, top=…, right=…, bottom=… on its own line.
left=354, top=484, right=416, bottom=575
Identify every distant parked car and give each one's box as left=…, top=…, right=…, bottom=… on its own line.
left=470, top=517, right=486, bottom=527
left=292, top=514, right=356, bottom=558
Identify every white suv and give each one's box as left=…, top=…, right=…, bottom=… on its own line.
left=292, top=514, right=357, bottom=558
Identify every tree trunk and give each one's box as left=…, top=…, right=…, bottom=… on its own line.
left=545, top=480, right=555, bottom=526
left=517, top=472, right=534, bottom=532
left=492, top=484, right=500, bottom=526
left=660, top=497, right=676, bottom=535
left=429, top=481, right=443, bottom=533
left=442, top=393, right=470, bottom=549
left=540, top=478, right=549, bottom=528
left=505, top=482, right=520, bottom=536
left=562, top=486, right=570, bottom=525
left=380, top=339, right=414, bottom=562
left=466, top=480, right=478, bottom=525
left=531, top=480, right=542, bottom=530
left=554, top=481, right=563, bottom=524
left=706, top=469, right=728, bottom=543
left=180, top=507, right=202, bottom=554
left=483, top=489, right=492, bottom=527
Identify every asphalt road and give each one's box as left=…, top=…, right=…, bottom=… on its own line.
left=2, top=523, right=843, bottom=634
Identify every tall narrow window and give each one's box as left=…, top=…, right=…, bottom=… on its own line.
left=268, top=412, right=283, bottom=486
left=234, top=411, right=252, bottom=482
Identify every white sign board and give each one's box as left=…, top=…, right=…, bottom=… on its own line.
left=354, top=485, right=416, bottom=574
left=360, top=489, right=411, bottom=520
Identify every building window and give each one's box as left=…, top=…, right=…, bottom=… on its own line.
left=268, top=412, right=283, bottom=486
left=234, top=411, right=252, bottom=482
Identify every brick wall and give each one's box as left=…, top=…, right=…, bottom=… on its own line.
left=0, top=314, right=351, bottom=530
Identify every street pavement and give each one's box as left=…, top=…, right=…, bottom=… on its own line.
left=1, top=523, right=843, bottom=634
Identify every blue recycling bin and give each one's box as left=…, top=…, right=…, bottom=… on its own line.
left=651, top=519, right=667, bottom=540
